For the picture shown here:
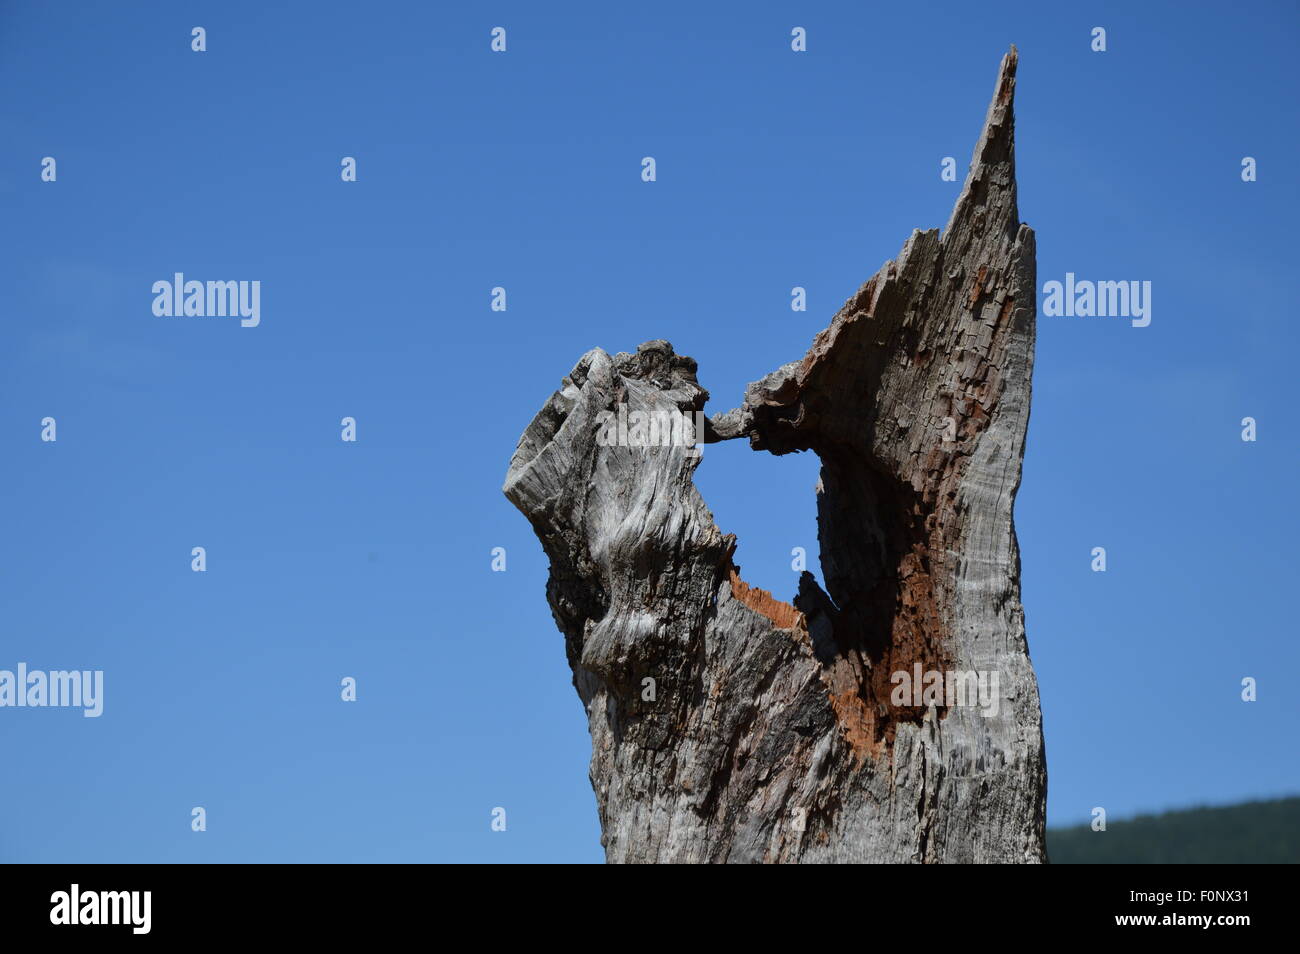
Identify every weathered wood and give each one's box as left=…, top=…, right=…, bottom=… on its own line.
left=504, top=48, right=1045, bottom=863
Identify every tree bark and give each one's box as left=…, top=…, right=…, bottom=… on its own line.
left=504, top=48, right=1045, bottom=863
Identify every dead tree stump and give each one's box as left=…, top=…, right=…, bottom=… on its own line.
left=505, top=48, right=1046, bottom=863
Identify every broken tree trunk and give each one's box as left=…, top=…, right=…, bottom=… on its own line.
left=504, top=48, right=1045, bottom=863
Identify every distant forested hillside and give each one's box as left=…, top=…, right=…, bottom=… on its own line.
left=1049, top=796, right=1300, bottom=863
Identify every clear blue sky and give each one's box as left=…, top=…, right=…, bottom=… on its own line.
left=2, top=1, right=1296, bottom=863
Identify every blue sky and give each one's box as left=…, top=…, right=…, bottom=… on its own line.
left=1, top=1, right=1296, bottom=862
